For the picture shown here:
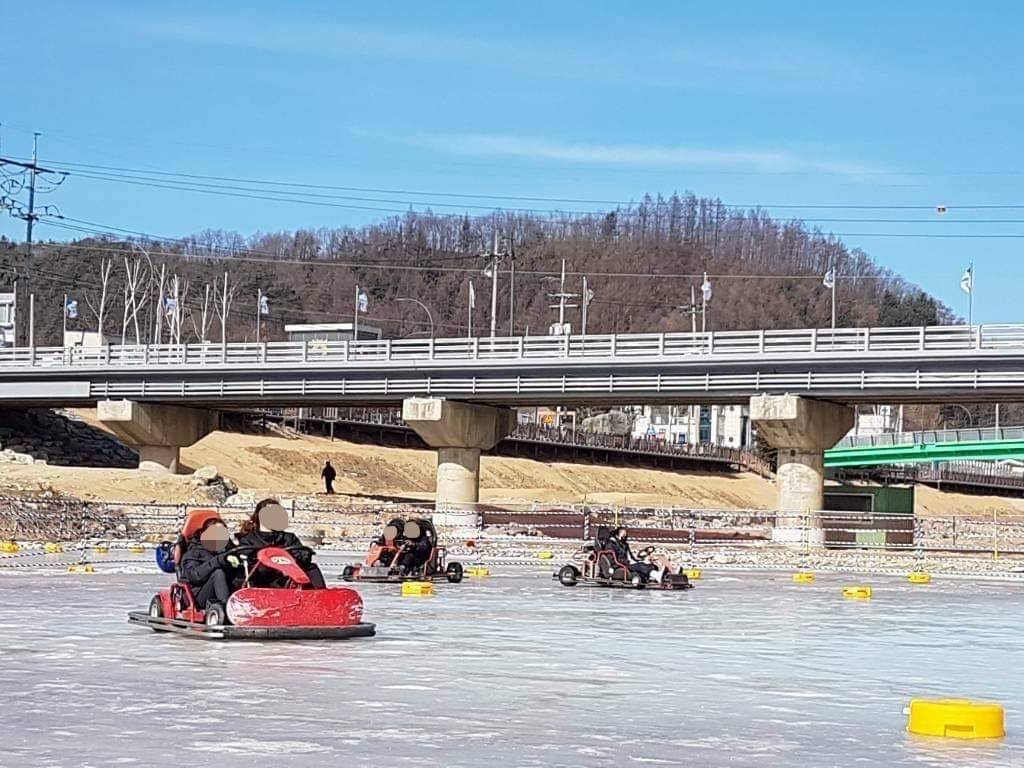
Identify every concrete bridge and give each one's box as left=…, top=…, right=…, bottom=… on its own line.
left=2, top=322, right=1023, bottom=542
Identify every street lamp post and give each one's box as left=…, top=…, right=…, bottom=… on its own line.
left=396, top=298, right=435, bottom=338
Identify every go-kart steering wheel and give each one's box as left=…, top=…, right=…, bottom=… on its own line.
left=635, top=545, right=657, bottom=561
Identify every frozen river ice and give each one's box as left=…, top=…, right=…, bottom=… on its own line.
left=0, top=566, right=1021, bottom=767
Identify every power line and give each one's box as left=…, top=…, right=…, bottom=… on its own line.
left=20, top=156, right=1024, bottom=210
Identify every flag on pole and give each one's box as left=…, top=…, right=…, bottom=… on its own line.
left=701, top=272, right=712, bottom=302
left=469, top=281, right=476, bottom=309
left=259, top=295, right=270, bottom=316
left=960, top=264, right=974, bottom=294
left=163, top=296, right=178, bottom=317
left=357, top=288, right=369, bottom=313
left=823, top=267, right=836, bottom=289
left=65, top=297, right=78, bottom=319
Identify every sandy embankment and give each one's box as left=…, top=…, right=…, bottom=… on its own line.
left=0, top=417, right=1021, bottom=520
left=0, top=428, right=777, bottom=508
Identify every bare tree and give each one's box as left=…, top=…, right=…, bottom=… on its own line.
left=121, top=251, right=153, bottom=344
left=83, top=257, right=115, bottom=339
left=152, top=262, right=166, bottom=343
left=213, top=271, right=238, bottom=344
left=165, top=273, right=190, bottom=344
left=188, top=283, right=215, bottom=343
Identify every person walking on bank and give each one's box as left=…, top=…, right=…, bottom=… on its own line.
left=321, top=460, right=337, bottom=494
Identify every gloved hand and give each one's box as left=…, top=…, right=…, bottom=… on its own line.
left=224, top=553, right=242, bottom=570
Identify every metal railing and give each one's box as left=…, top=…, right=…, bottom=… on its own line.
left=3, top=498, right=1023, bottom=562
left=272, top=406, right=773, bottom=476
left=6, top=323, right=1024, bottom=371
left=839, top=425, right=1024, bottom=448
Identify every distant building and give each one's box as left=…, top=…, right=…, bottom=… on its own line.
left=0, top=292, right=15, bottom=348
left=629, top=404, right=751, bottom=448
left=284, top=322, right=384, bottom=343
left=63, top=331, right=115, bottom=348
left=846, top=405, right=903, bottom=440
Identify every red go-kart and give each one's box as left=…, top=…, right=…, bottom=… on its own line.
left=129, top=511, right=375, bottom=641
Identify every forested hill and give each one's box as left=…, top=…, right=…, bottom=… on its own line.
left=0, top=193, right=950, bottom=347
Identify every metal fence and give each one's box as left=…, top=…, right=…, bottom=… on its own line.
left=2, top=498, right=1022, bottom=561
left=311, top=406, right=773, bottom=476
left=838, top=425, right=1024, bottom=448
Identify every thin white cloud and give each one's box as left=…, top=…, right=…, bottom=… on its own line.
left=411, top=133, right=878, bottom=177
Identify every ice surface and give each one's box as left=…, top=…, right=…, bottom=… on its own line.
left=0, top=568, right=1021, bottom=767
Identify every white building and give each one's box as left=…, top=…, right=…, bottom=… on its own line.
left=284, top=322, right=383, bottom=342
left=630, top=404, right=752, bottom=448
left=0, top=292, right=15, bottom=348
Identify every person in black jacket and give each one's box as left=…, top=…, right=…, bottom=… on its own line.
left=180, top=518, right=240, bottom=609
left=607, top=527, right=654, bottom=582
left=236, top=499, right=327, bottom=589
left=394, top=519, right=433, bottom=575
left=321, top=461, right=337, bottom=494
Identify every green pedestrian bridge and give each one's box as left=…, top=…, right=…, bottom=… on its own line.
left=824, top=426, right=1024, bottom=467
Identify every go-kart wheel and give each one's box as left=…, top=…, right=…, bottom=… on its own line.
left=341, top=565, right=356, bottom=582
left=148, top=595, right=169, bottom=633
left=446, top=562, right=464, bottom=583
left=558, top=565, right=579, bottom=587
left=204, top=603, right=227, bottom=627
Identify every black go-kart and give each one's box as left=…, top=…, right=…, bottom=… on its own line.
left=554, top=526, right=692, bottom=590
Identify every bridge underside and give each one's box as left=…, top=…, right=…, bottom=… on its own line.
left=4, top=359, right=1024, bottom=409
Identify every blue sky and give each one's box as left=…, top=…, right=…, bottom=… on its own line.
left=2, top=1, right=1022, bottom=324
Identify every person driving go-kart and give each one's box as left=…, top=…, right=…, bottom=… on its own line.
left=368, top=517, right=406, bottom=567
left=606, top=527, right=656, bottom=583
left=394, top=519, right=433, bottom=575
left=236, top=499, right=327, bottom=589
left=180, top=515, right=243, bottom=612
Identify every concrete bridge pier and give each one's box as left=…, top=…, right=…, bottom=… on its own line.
left=750, top=394, right=854, bottom=546
left=97, top=400, right=219, bottom=473
left=402, top=397, right=516, bottom=526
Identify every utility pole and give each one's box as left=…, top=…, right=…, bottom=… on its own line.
left=256, top=288, right=262, bottom=343
left=25, top=133, right=38, bottom=300
left=547, top=259, right=578, bottom=335
left=507, top=235, right=516, bottom=336
left=581, top=276, right=592, bottom=335
left=831, top=268, right=837, bottom=329
left=487, top=232, right=500, bottom=338
left=0, top=134, right=65, bottom=346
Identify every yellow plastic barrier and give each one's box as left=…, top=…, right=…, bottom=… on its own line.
left=792, top=572, right=815, bottom=584
left=908, top=572, right=932, bottom=584
left=93, top=546, right=109, bottom=555
left=683, top=568, right=702, bottom=580
left=44, top=543, right=64, bottom=554
left=537, top=551, right=554, bottom=560
left=908, top=699, right=1004, bottom=739
left=67, top=564, right=96, bottom=574
left=129, top=546, right=146, bottom=555
left=0, top=540, right=20, bottom=553
left=402, top=581, right=435, bottom=597
left=465, top=566, right=490, bottom=577
left=842, top=585, right=873, bottom=599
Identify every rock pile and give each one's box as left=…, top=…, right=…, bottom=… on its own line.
left=0, top=409, right=137, bottom=468
left=190, top=465, right=239, bottom=503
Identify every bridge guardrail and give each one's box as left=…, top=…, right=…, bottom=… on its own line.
left=7, top=323, right=1024, bottom=371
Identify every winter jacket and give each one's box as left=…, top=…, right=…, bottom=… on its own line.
left=180, top=539, right=236, bottom=587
